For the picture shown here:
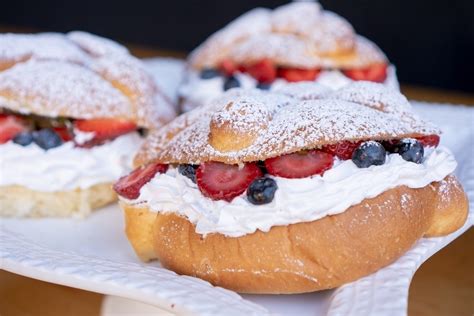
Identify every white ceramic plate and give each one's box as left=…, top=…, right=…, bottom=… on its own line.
left=1, top=59, right=473, bottom=315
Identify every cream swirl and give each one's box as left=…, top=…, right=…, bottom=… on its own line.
left=179, top=65, right=399, bottom=111
left=0, top=133, right=142, bottom=192
left=131, top=146, right=456, bottom=237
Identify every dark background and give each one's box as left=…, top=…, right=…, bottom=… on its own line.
left=1, top=0, right=473, bottom=92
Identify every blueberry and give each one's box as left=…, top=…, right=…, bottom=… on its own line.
left=256, top=82, right=271, bottom=90
left=223, top=75, right=240, bottom=91
left=394, top=138, right=424, bottom=163
left=352, top=141, right=386, bottom=168
left=247, top=177, right=278, bottom=205
left=199, top=68, right=221, bottom=79
left=178, top=164, right=197, bottom=183
left=33, top=128, right=63, bottom=150
left=12, top=132, right=33, bottom=146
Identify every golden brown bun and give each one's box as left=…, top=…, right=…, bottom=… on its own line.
left=0, top=32, right=175, bottom=128
left=121, top=175, right=468, bottom=294
left=189, top=2, right=387, bottom=70
left=425, top=176, right=469, bottom=237
left=0, top=183, right=116, bottom=218
left=134, top=84, right=438, bottom=166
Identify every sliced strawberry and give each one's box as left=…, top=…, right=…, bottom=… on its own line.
left=74, top=118, right=137, bottom=142
left=53, top=127, right=73, bottom=142
left=245, top=59, right=277, bottom=83
left=322, top=141, right=362, bottom=160
left=278, top=67, right=321, bottom=82
left=113, top=162, right=168, bottom=199
left=265, top=150, right=334, bottom=179
left=343, top=63, right=388, bottom=83
left=220, top=59, right=238, bottom=76
left=0, top=115, right=27, bottom=144
left=417, top=134, right=440, bottom=147
left=196, top=162, right=262, bottom=201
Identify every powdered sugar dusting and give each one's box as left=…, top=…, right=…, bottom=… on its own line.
left=332, top=81, right=411, bottom=113
left=0, top=60, right=132, bottom=119
left=68, top=31, right=129, bottom=57
left=0, top=33, right=89, bottom=65
left=0, top=31, right=175, bottom=128
left=189, top=1, right=386, bottom=69
left=136, top=83, right=440, bottom=165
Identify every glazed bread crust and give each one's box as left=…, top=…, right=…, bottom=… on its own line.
left=122, top=175, right=468, bottom=294
left=0, top=183, right=116, bottom=218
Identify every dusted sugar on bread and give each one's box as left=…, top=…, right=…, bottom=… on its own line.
left=0, top=31, right=175, bottom=128
left=189, top=2, right=386, bottom=70
left=135, top=82, right=438, bottom=166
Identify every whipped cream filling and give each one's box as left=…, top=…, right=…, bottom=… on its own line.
left=0, top=132, right=142, bottom=192
left=130, top=146, right=456, bottom=237
left=179, top=65, right=399, bottom=111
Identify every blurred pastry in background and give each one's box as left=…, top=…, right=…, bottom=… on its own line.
left=0, top=31, right=176, bottom=217
left=179, top=1, right=398, bottom=111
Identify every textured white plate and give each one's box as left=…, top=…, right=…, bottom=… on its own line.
left=1, top=59, right=473, bottom=315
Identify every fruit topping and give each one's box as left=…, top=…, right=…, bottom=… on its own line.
left=247, top=177, right=278, bottom=205
left=352, top=141, right=386, bottom=168
left=113, top=162, right=168, bottom=199
left=53, top=126, right=73, bottom=142
left=343, top=63, right=388, bottom=83
left=223, top=75, right=241, bottom=91
left=196, top=162, right=262, bottom=201
left=74, top=118, right=137, bottom=144
left=394, top=138, right=424, bottom=164
left=278, top=67, right=321, bottom=82
left=178, top=164, right=197, bottom=183
left=417, top=134, right=440, bottom=147
left=322, top=141, right=362, bottom=160
left=200, top=68, right=222, bottom=79
left=381, top=139, right=400, bottom=152
left=33, top=128, right=63, bottom=150
left=245, top=59, right=277, bottom=83
left=0, top=115, right=26, bottom=144
left=265, top=150, right=334, bottom=179
left=12, top=132, right=33, bottom=146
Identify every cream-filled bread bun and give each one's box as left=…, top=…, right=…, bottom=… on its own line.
left=115, top=83, right=468, bottom=293
left=0, top=31, right=176, bottom=217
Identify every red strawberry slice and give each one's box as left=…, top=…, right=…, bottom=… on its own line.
left=113, top=162, right=168, bottom=199
left=278, top=68, right=321, bottom=82
left=381, top=139, right=399, bottom=152
left=53, top=127, right=73, bottom=142
left=245, top=59, right=277, bottom=83
left=0, top=115, right=27, bottom=144
left=322, top=141, right=362, bottom=160
left=196, top=162, right=262, bottom=201
left=220, top=59, right=238, bottom=76
left=343, top=63, right=388, bottom=83
left=417, top=134, right=440, bottom=147
left=74, top=118, right=137, bottom=142
left=265, top=150, right=334, bottom=179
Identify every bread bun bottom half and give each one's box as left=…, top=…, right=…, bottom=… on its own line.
left=0, top=183, right=116, bottom=218
left=122, top=175, right=468, bottom=294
